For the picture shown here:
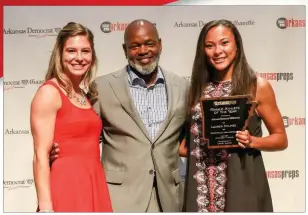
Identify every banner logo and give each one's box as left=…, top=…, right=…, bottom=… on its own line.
left=276, top=17, right=305, bottom=29
left=4, top=79, right=44, bottom=92
left=282, top=116, right=305, bottom=128
left=266, top=170, right=300, bottom=179
left=255, top=72, right=293, bottom=82
left=100, top=21, right=156, bottom=33
left=4, top=179, right=34, bottom=191
left=3, top=27, right=61, bottom=38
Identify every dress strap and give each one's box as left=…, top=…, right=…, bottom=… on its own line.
left=40, top=80, right=93, bottom=111
left=41, top=80, right=63, bottom=93
left=39, top=80, right=70, bottom=111
left=41, top=80, right=69, bottom=97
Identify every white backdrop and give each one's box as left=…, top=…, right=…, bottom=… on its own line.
left=3, top=6, right=306, bottom=212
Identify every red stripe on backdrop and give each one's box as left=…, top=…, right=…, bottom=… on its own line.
left=0, top=5, right=3, bottom=78
left=0, top=0, right=177, bottom=78
left=0, top=5, right=2, bottom=78
left=2, top=0, right=176, bottom=5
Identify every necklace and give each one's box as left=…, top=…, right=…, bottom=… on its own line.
left=70, top=91, right=87, bottom=106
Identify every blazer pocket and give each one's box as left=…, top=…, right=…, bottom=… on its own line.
left=105, top=169, right=125, bottom=185
left=172, top=168, right=181, bottom=185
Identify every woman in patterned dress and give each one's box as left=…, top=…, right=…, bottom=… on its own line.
left=181, top=19, right=288, bottom=212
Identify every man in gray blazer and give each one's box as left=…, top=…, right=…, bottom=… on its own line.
left=51, top=19, right=189, bottom=212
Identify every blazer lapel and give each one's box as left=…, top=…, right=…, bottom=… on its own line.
left=109, top=68, right=152, bottom=142
left=153, top=69, right=179, bottom=144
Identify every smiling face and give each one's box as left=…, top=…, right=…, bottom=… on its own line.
left=204, top=25, right=237, bottom=73
left=123, top=22, right=161, bottom=75
left=62, top=35, right=92, bottom=78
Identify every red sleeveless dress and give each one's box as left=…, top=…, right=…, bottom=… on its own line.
left=36, top=80, right=112, bottom=212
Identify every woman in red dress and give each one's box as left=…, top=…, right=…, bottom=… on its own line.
left=30, top=22, right=113, bottom=212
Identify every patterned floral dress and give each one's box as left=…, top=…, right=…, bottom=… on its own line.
left=183, top=80, right=273, bottom=212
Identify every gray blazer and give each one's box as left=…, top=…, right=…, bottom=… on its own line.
left=94, top=66, right=189, bottom=212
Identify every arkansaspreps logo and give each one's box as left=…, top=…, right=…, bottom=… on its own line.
left=4, top=79, right=44, bottom=91
left=100, top=21, right=156, bottom=33
left=3, top=27, right=61, bottom=38
left=266, top=170, right=299, bottom=179
left=5, top=128, right=30, bottom=135
left=276, top=17, right=305, bottom=29
left=255, top=72, right=293, bottom=82
left=174, top=20, right=255, bottom=28
left=282, top=116, right=305, bottom=128
left=4, top=179, right=34, bottom=191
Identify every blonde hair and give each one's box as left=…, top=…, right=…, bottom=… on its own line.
left=45, top=22, right=98, bottom=104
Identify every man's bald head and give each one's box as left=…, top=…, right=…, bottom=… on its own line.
left=122, top=19, right=162, bottom=76
left=124, top=19, right=159, bottom=44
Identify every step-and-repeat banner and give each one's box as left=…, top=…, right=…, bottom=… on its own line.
left=3, top=6, right=305, bottom=212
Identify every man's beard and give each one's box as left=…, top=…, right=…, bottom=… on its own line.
left=128, top=56, right=160, bottom=75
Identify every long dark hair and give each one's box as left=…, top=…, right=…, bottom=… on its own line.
left=188, top=19, right=257, bottom=110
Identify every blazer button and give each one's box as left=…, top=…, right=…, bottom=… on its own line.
left=149, top=169, right=155, bottom=175
left=151, top=144, right=155, bottom=149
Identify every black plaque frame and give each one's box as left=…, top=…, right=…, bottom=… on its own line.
left=200, top=95, right=258, bottom=149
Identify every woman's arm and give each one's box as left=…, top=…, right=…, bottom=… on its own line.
left=236, top=77, right=288, bottom=151
left=31, top=84, right=61, bottom=211
left=179, top=138, right=187, bottom=157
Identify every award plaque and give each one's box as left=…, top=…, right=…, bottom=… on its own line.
left=200, top=95, right=258, bottom=149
